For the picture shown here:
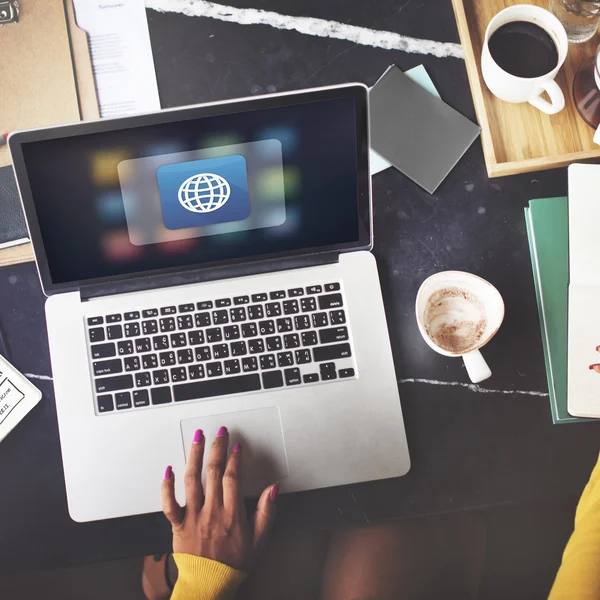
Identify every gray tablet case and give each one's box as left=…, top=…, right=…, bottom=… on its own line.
left=369, top=66, right=480, bottom=193
left=0, top=166, right=28, bottom=246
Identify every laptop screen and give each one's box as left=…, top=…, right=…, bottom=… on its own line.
left=11, top=86, right=370, bottom=293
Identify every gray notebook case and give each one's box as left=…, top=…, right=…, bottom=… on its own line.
left=369, top=66, right=480, bottom=193
left=0, top=166, right=28, bottom=246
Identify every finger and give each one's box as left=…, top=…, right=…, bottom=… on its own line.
left=184, top=429, right=205, bottom=512
left=161, top=465, right=184, bottom=527
left=205, top=426, right=229, bottom=507
left=252, top=482, right=278, bottom=554
left=223, top=442, right=246, bottom=516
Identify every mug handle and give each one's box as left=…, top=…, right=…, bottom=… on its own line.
left=528, top=80, right=565, bottom=115
left=462, top=349, right=492, bottom=384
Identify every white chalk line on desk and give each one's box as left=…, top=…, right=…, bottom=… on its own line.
left=399, top=378, right=549, bottom=397
left=25, top=373, right=53, bottom=382
left=146, top=0, right=464, bottom=59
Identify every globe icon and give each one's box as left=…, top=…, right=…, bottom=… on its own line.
left=177, top=172, right=231, bottom=213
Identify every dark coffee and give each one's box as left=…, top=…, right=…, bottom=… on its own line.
left=489, top=21, right=558, bottom=78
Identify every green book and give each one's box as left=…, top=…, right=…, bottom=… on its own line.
left=525, top=197, right=590, bottom=424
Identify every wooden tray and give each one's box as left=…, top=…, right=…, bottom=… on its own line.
left=452, top=0, right=600, bottom=177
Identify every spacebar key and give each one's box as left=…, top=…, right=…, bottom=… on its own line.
left=174, top=374, right=261, bottom=402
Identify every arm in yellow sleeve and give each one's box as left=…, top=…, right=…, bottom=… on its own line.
left=549, top=454, right=600, bottom=600
left=171, top=554, right=247, bottom=600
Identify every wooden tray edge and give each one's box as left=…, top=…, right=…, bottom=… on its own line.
left=0, top=242, right=35, bottom=268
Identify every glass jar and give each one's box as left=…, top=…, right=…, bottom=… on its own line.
left=549, top=0, right=600, bottom=43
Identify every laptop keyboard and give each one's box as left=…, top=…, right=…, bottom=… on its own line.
left=86, top=282, right=356, bottom=414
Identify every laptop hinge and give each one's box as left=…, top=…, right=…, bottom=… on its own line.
left=80, top=252, right=340, bottom=301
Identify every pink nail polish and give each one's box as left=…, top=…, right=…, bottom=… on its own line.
left=232, top=442, right=241, bottom=452
left=269, top=482, right=279, bottom=502
left=217, top=426, right=228, bottom=437
left=164, top=465, right=172, bottom=480
left=193, top=429, right=203, bottom=444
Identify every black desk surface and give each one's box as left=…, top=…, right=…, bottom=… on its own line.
left=2, top=0, right=600, bottom=573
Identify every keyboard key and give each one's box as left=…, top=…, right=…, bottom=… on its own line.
left=124, top=356, right=140, bottom=371
left=124, top=322, right=140, bottom=338
left=262, top=370, right=284, bottom=389
left=266, top=336, right=282, bottom=351
left=276, top=318, right=293, bottom=333
left=325, top=282, right=341, bottom=292
left=303, top=373, right=319, bottom=384
left=249, top=338, right=265, bottom=354
left=206, top=328, right=222, bottom=343
left=339, top=368, right=355, bottom=378
left=318, top=293, right=343, bottom=310
left=188, top=330, right=205, bottom=345
left=301, top=298, right=317, bottom=312
left=312, top=313, right=328, bottom=328
left=151, top=386, right=172, bottom=405
left=319, top=326, right=349, bottom=344
left=319, top=362, right=337, bottom=381
left=135, top=372, right=151, bottom=387
left=91, top=342, right=116, bottom=359
left=230, top=307, right=247, bottom=322
left=171, top=367, right=187, bottom=382
left=125, top=311, right=140, bottom=321
left=153, top=335, right=169, bottom=350
left=284, top=368, right=301, bottom=385
left=260, top=354, right=276, bottom=370
left=142, top=320, right=158, bottom=335
left=234, top=295, right=250, bottom=305
left=270, top=290, right=286, bottom=300
left=95, top=374, right=134, bottom=393
left=258, top=320, right=275, bottom=335
left=288, top=288, right=304, bottom=297
left=284, top=334, right=300, bottom=349
left=89, top=327, right=105, bottom=343
left=135, top=338, right=152, bottom=353
left=251, top=293, right=268, bottom=302
left=179, top=303, right=195, bottom=313
left=248, top=305, right=264, bottom=320
left=177, top=315, right=193, bottom=330
left=330, top=310, right=346, bottom=325
left=213, top=310, right=229, bottom=325
left=294, top=315, right=311, bottom=330
left=116, top=392, right=132, bottom=410
left=195, top=346, right=211, bottom=362
left=160, top=317, right=176, bottom=332
left=195, top=312, right=211, bottom=327
left=241, top=323, right=258, bottom=338
left=216, top=298, right=232, bottom=307
left=170, top=333, right=187, bottom=347
left=133, top=389, right=150, bottom=407
left=224, top=359, right=241, bottom=375
left=177, top=348, right=194, bottom=364
left=142, top=309, right=159, bottom=318
left=93, top=358, right=122, bottom=376
left=142, top=354, right=158, bottom=369
left=242, top=356, right=259, bottom=372
left=97, top=394, right=114, bottom=412
left=117, top=340, right=134, bottom=355
left=153, top=370, right=169, bottom=385
left=107, top=325, right=123, bottom=340
left=306, top=285, right=322, bottom=294
left=88, top=316, right=103, bottom=326
left=161, top=306, right=176, bottom=315
left=206, top=362, right=223, bottom=377
left=313, top=343, right=352, bottom=362
left=159, top=351, right=176, bottom=366
left=174, top=374, right=261, bottom=402
left=283, top=300, right=299, bottom=315
left=107, top=314, right=122, bottom=323
left=295, top=349, right=312, bottom=364
left=277, top=352, right=293, bottom=367
left=224, top=325, right=240, bottom=340
left=301, top=331, right=318, bottom=346
left=213, top=344, right=229, bottom=359
left=197, top=301, right=213, bottom=310
left=230, top=341, right=247, bottom=356
left=265, top=302, right=281, bottom=317
left=189, top=364, right=205, bottom=380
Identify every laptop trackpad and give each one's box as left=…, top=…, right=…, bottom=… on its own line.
left=180, top=407, right=289, bottom=497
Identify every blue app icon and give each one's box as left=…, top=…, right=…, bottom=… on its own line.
left=156, top=155, right=251, bottom=230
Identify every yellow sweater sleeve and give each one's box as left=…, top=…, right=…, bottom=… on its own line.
left=171, top=553, right=247, bottom=600
left=549, top=453, right=600, bottom=600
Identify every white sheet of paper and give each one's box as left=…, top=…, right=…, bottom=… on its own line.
left=73, top=0, right=160, bottom=118
left=369, top=65, right=441, bottom=176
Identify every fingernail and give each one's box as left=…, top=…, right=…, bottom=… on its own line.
left=193, top=429, right=203, bottom=444
left=269, top=482, right=279, bottom=502
left=232, top=442, right=241, bottom=452
left=217, top=426, right=228, bottom=437
left=164, top=465, right=172, bottom=480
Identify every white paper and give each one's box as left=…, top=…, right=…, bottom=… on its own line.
left=73, top=0, right=161, bottom=119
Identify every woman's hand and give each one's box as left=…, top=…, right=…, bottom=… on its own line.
left=161, top=426, right=278, bottom=572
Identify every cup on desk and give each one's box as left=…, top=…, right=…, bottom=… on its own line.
left=481, top=5, right=568, bottom=115
left=415, top=271, right=505, bottom=384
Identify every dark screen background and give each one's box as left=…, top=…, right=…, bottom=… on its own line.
left=21, top=97, right=361, bottom=285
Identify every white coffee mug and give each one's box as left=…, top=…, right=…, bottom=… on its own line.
left=481, top=5, right=568, bottom=115
left=415, top=271, right=505, bottom=384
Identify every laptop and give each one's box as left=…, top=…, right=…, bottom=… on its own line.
left=9, top=84, right=410, bottom=522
